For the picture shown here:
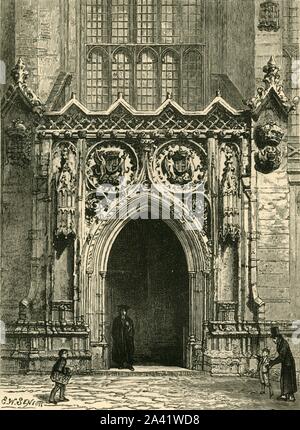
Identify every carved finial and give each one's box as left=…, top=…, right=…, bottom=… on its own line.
left=11, top=58, right=29, bottom=85
left=166, top=92, right=172, bottom=99
left=262, top=56, right=281, bottom=89
left=117, top=92, right=123, bottom=99
left=216, top=89, right=221, bottom=97
left=245, top=56, right=294, bottom=111
left=71, top=92, right=76, bottom=100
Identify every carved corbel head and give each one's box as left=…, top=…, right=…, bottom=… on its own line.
left=254, top=122, right=284, bottom=173
left=254, top=122, right=284, bottom=149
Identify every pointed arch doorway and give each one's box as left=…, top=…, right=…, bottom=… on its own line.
left=83, top=192, right=209, bottom=370
left=107, top=219, right=189, bottom=367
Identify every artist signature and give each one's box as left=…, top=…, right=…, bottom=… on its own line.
left=1, top=396, right=43, bottom=408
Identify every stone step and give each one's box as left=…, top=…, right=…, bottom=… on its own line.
left=92, top=366, right=202, bottom=377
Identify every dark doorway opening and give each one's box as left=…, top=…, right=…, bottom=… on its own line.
left=107, top=219, right=189, bottom=367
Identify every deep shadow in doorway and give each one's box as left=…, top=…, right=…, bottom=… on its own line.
left=107, top=219, right=189, bottom=367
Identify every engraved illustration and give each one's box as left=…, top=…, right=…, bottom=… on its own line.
left=0, top=0, right=300, bottom=413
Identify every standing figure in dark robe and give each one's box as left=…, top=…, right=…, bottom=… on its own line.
left=268, top=326, right=297, bottom=402
left=112, top=305, right=135, bottom=371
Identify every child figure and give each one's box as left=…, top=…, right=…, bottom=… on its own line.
left=49, top=349, right=72, bottom=404
left=258, top=347, right=273, bottom=398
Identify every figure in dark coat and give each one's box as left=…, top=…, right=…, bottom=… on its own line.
left=269, top=327, right=297, bottom=402
left=112, top=305, right=135, bottom=370
left=49, top=349, right=72, bottom=404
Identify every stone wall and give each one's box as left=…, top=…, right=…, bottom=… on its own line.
left=14, top=0, right=62, bottom=102
left=226, top=0, right=256, bottom=100
left=252, top=0, right=300, bottom=325
left=1, top=107, right=34, bottom=323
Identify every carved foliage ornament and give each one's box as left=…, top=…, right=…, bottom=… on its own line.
left=52, top=142, right=77, bottom=236
left=258, top=1, right=280, bottom=32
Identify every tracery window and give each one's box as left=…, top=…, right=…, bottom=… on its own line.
left=111, top=0, right=130, bottom=43
left=84, top=0, right=205, bottom=111
left=111, top=50, right=132, bottom=102
left=86, top=0, right=108, bottom=43
left=86, top=51, right=109, bottom=110
left=182, top=50, right=203, bottom=110
left=161, top=0, right=179, bottom=43
left=161, top=52, right=179, bottom=102
left=136, top=51, right=157, bottom=110
left=136, top=0, right=156, bottom=43
left=182, top=0, right=202, bottom=43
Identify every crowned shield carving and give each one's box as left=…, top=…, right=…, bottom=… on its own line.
left=86, top=143, right=137, bottom=189
left=154, top=143, right=206, bottom=190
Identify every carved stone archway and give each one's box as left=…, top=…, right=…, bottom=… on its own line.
left=81, top=191, right=210, bottom=370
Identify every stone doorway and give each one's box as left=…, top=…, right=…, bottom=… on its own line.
left=106, top=219, right=189, bottom=368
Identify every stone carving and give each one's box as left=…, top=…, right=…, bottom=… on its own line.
left=52, top=142, right=77, bottom=237
left=258, top=1, right=280, bottom=32
left=86, top=143, right=137, bottom=189
left=246, top=56, right=297, bottom=113
left=5, top=120, right=32, bottom=167
left=39, top=103, right=249, bottom=134
left=217, top=301, right=237, bottom=321
left=10, top=58, right=43, bottom=115
left=154, top=143, right=206, bottom=190
left=255, top=146, right=282, bottom=173
left=254, top=122, right=284, bottom=173
left=219, top=145, right=240, bottom=241
left=85, top=192, right=104, bottom=224
left=255, top=121, right=284, bottom=148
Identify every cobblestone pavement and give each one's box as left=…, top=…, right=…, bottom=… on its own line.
left=0, top=373, right=299, bottom=410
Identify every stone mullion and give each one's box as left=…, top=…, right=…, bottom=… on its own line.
left=131, top=46, right=137, bottom=108
left=157, top=46, right=162, bottom=106
left=107, top=45, right=113, bottom=107
left=178, top=46, right=183, bottom=106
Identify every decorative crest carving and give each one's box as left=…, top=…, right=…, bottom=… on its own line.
left=154, top=142, right=206, bottom=191
left=258, top=1, right=280, bottom=32
left=86, top=143, right=137, bottom=189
